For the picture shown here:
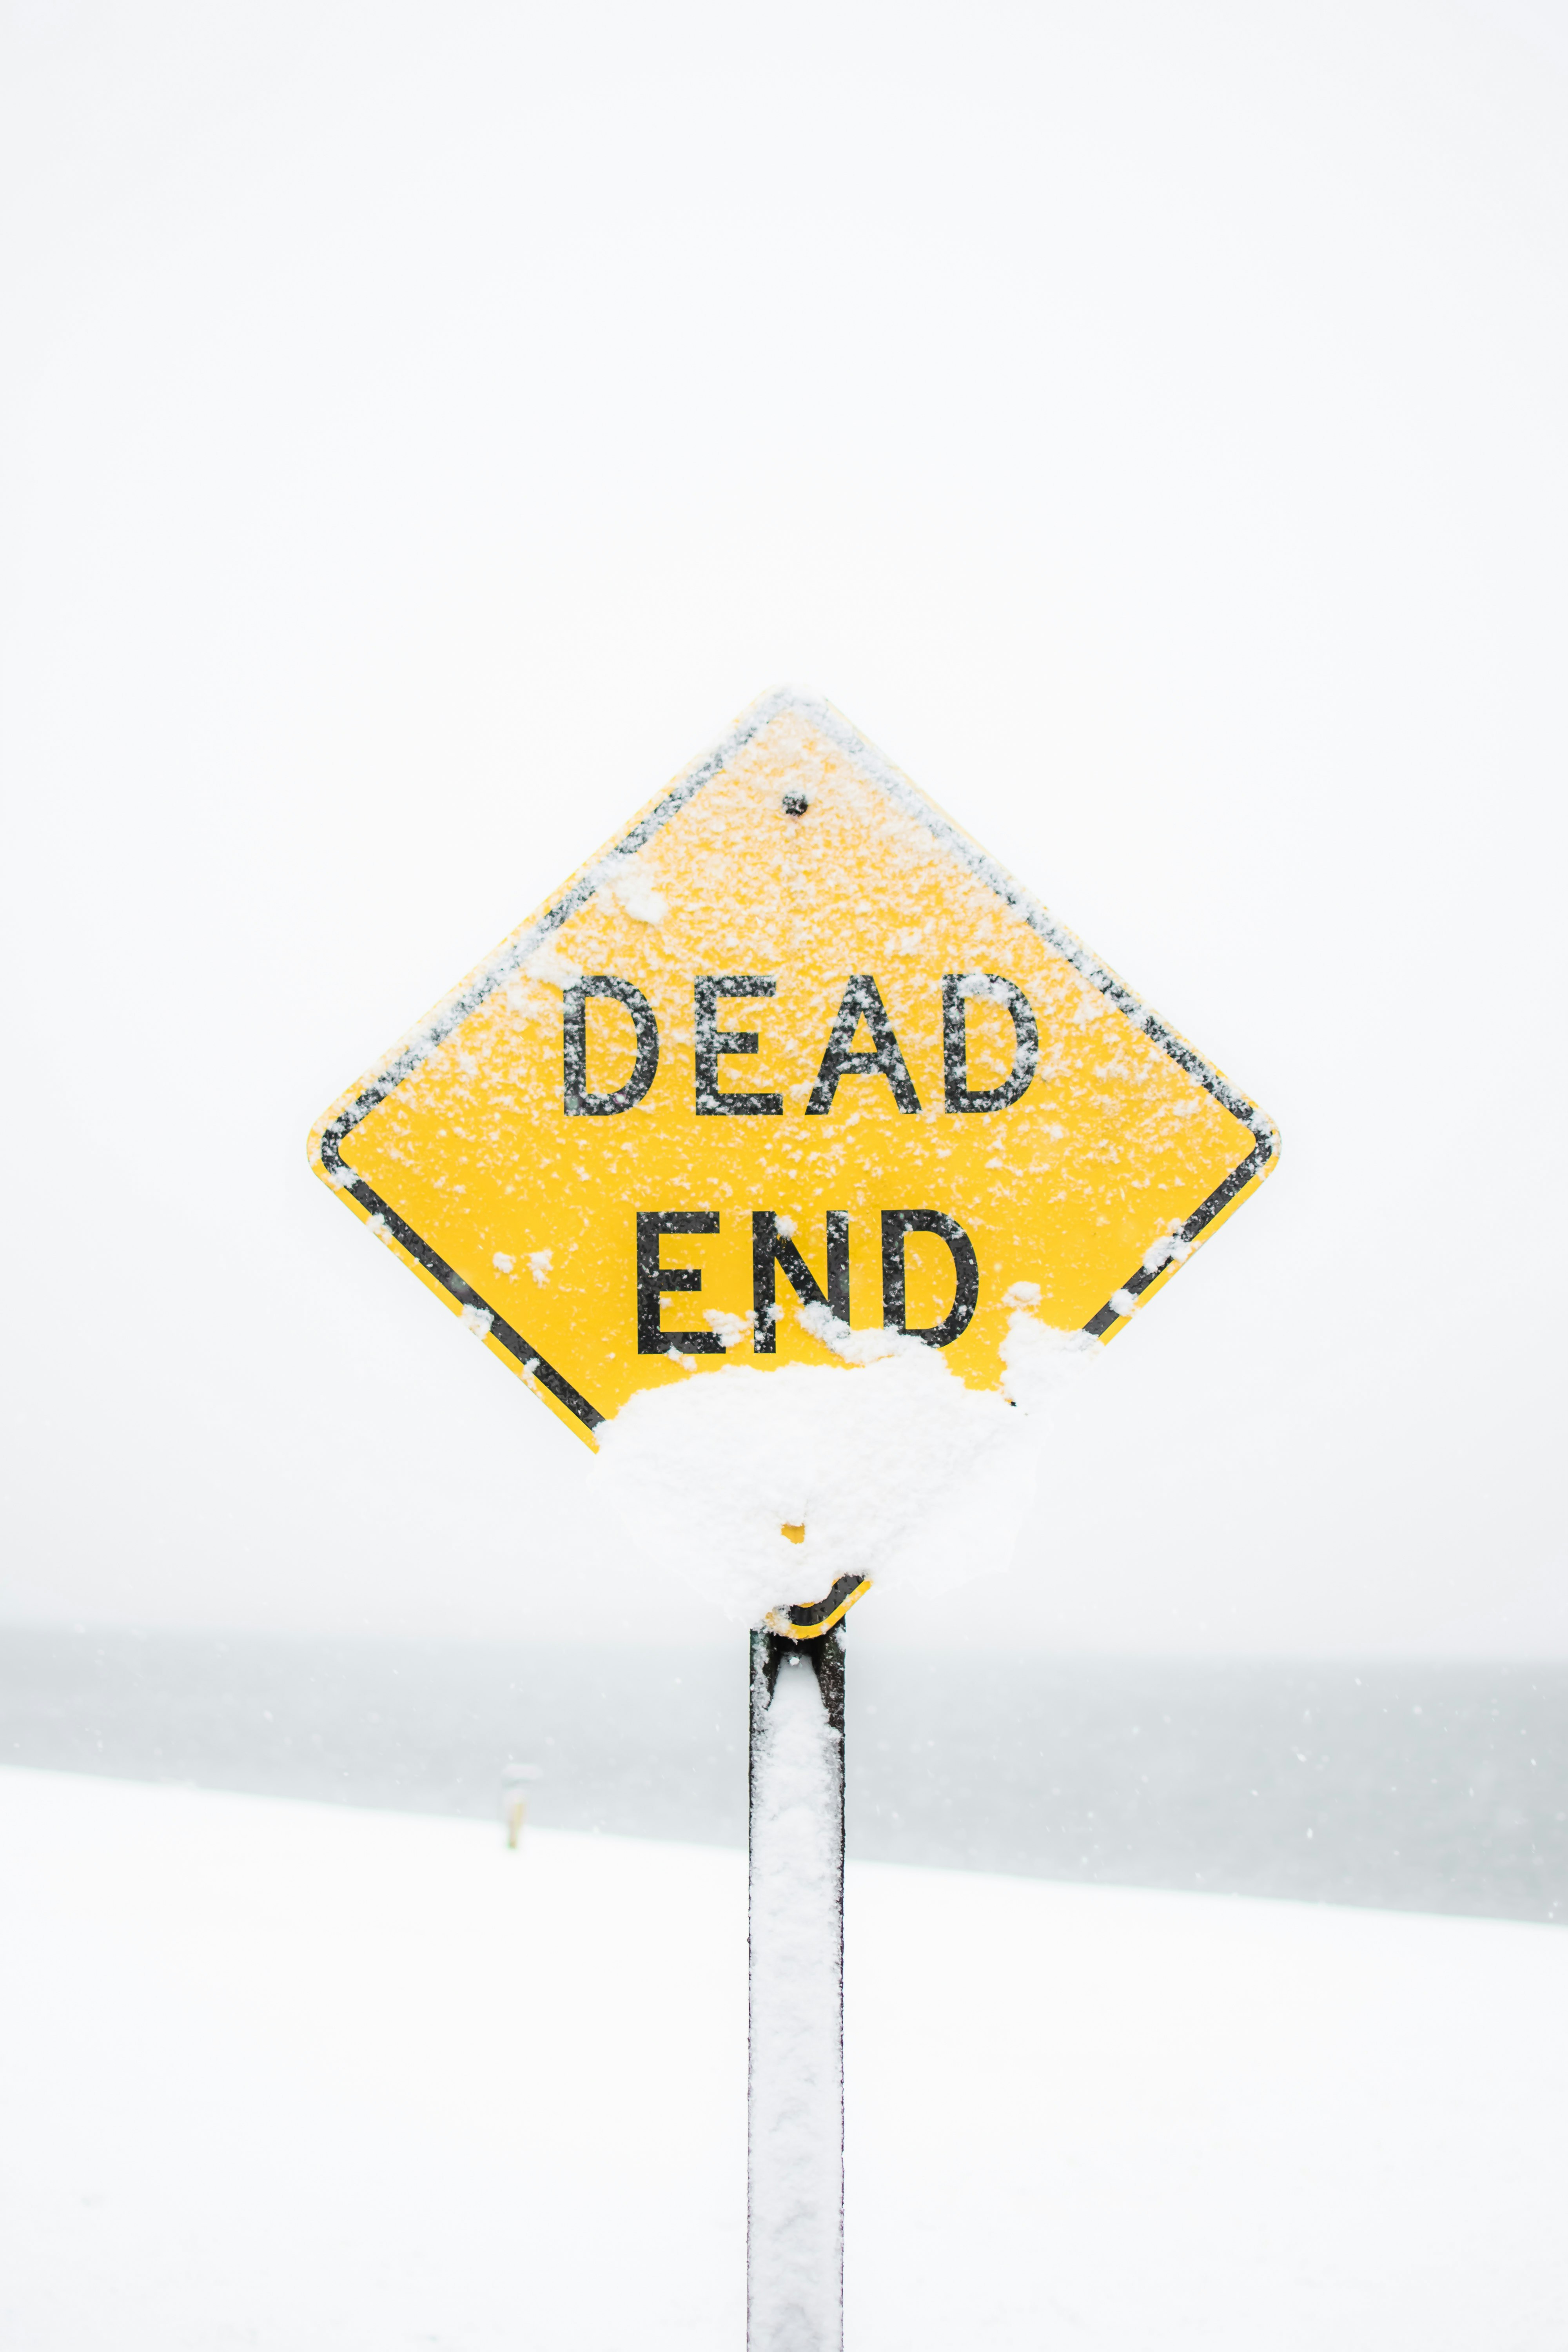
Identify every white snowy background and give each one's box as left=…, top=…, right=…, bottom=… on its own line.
left=5, top=15, right=1568, bottom=2349
left=6, top=1768, right=1564, bottom=2352
left=2, top=0, right=1564, bottom=1656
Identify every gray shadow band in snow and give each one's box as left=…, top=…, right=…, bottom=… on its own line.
left=0, top=1629, right=1563, bottom=1925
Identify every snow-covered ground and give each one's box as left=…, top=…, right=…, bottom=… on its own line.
left=2, top=1768, right=1564, bottom=2350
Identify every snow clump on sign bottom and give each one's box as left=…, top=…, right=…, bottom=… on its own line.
left=595, top=1312, right=1094, bottom=1626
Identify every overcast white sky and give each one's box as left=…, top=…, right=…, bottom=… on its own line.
left=1, top=0, right=1563, bottom=1653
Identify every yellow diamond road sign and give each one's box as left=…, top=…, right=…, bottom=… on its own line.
left=309, top=689, right=1278, bottom=1447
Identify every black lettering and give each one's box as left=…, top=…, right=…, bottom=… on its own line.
left=636, top=1210, right=723, bottom=1353
left=694, top=976, right=782, bottom=1116
left=564, top=976, right=659, bottom=1116
left=942, top=974, right=1038, bottom=1113
left=751, top=1212, right=850, bottom=1352
left=805, top=975, right=920, bottom=1116
left=881, top=1209, right=980, bottom=1347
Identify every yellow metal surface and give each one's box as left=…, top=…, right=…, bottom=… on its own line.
left=309, top=689, right=1277, bottom=1446
left=764, top=1577, right=874, bottom=1641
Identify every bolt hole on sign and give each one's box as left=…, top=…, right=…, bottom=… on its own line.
left=308, top=687, right=1278, bottom=1621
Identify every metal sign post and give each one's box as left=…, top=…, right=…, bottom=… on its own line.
left=748, top=1617, right=846, bottom=2352
left=746, top=1561, right=866, bottom=2349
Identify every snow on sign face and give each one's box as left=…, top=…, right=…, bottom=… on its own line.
left=309, top=689, right=1278, bottom=1448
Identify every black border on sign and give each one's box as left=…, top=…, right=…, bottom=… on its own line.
left=316, top=687, right=1278, bottom=1436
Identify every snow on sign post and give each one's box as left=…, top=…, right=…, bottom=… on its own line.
left=309, top=686, right=1278, bottom=2349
